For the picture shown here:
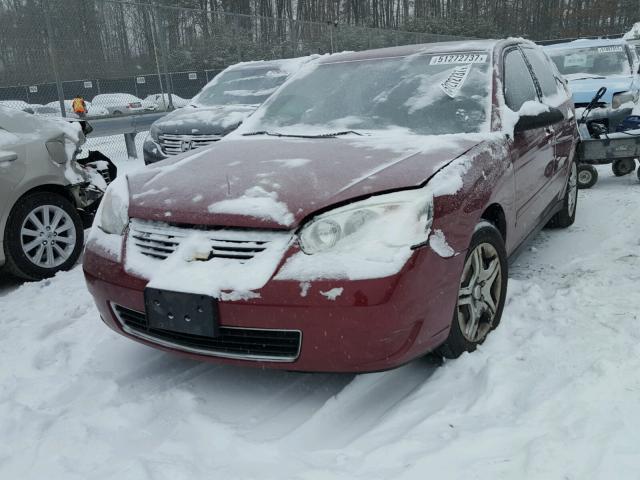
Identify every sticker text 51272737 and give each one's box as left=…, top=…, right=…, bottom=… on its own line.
left=430, top=53, right=488, bottom=65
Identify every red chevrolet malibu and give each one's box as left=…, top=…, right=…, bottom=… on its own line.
left=84, top=39, right=578, bottom=372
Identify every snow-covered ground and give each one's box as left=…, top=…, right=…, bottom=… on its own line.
left=1, top=164, right=640, bottom=479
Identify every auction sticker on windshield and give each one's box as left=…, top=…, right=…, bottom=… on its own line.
left=440, top=64, right=472, bottom=98
left=430, top=53, right=488, bottom=65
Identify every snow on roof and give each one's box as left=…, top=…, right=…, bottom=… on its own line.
left=318, top=39, right=501, bottom=64
left=623, top=22, right=640, bottom=40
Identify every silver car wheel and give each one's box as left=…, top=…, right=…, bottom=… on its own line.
left=20, top=205, right=76, bottom=268
left=567, top=162, right=578, bottom=216
left=457, top=242, right=503, bottom=343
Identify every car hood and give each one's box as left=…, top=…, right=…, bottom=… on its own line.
left=127, top=134, right=484, bottom=229
left=566, top=75, right=635, bottom=104
left=153, top=104, right=258, bottom=136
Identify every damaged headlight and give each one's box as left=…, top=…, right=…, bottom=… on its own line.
left=299, top=188, right=434, bottom=254
left=612, top=91, right=639, bottom=109
left=98, top=175, right=130, bottom=235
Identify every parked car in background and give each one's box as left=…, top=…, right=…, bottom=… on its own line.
left=85, top=39, right=578, bottom=372
left=44, top=100, right=109, bottom=118
left=142, top=56, right=316, bottom=164
left=0, top=106, right=109, bottom=280
left=142, top=93, right=190, bottom=111
left=544, top=38, right=640, bottom=131
left=0, top=100, right=30, bottom=111
left=91, top=93, right=145, bottom=115
left=24, top=105, right=60, bottom=117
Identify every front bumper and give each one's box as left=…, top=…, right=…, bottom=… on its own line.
left=83, top=240, right=463, bottom=373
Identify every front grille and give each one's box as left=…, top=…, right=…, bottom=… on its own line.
left=128, top=219, right=289, bottom=262
left=113, top=304, right=301, bottom=361
left=158, top=133, right=221, bottom=156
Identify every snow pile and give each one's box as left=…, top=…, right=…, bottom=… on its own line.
left=208, top=186, right=295, bottom=226
left=2, top=166, right=640, bottom=478
left=429, top=229, right=455, bottom=257
left=623, top=22, right=640, bottom=39
left=320, top=287, right=344, bottom=301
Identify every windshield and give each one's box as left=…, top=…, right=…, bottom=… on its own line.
left=193, top=67, right=289, bottom=107
left=548, top=46, right=632, bottom=77
left=248, top=51, right=492, bottom=136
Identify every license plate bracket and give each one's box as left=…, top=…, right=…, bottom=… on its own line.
left=144, top=288, right=219, bottom=337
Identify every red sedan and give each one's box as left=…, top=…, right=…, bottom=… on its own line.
left=84, top=39, right=578, bottom=372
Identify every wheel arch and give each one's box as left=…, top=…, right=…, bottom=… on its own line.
left=480, top=203, right=507, bottom=242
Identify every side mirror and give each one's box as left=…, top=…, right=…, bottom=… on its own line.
left=514, top=103, right=565, bottom=133
left=23, top=107, right=34, bottom=114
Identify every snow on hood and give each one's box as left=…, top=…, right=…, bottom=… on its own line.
left=127, top=133, right=485, bottom=229
left=152, top=105, right=257, bottom=135
left=566, top=75, right=635, bottom=104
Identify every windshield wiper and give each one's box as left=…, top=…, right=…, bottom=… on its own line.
left=242, top=130, right=364, bottom=139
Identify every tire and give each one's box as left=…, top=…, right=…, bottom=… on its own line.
left=547, top=161, right=578, bottom=228
left=113, top=110, right=123, bottom=115
left=437, top=221, right=508, bottom=359
left=577, top=164, right=598, bottom=189
left=612, top=158, right=635, bottom=177
left=3, top=192, right=84, bottom=281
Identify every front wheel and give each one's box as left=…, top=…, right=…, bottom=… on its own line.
left=547, top=161, right=578, bottom=228
left=3, top=192, right=84, bottom=280
left=437, top=222, right=508, bottom=359
left=577, top=164, right=598, bottom=189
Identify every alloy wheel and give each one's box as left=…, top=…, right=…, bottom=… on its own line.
left=457, top=242, right=503, bottom=343
left=20, top=205, right=77, bottom=268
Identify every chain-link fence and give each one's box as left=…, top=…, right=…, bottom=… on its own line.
left=0, top=0, right=469, bottom=162
left=0, top=0, right=468, bottom=114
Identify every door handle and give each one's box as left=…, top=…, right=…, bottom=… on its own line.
left=0, top=152, right=17, bottom=162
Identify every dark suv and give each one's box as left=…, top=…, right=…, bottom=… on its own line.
left=142, top=57, right=315, bottom=165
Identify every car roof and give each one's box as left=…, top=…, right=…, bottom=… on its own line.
left=225, top=55, right=317, bottom=73
left=544, top=37, right=630, bottom=50
left=316, top=39, right=511, bottom=64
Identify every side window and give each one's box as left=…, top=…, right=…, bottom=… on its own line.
left=503, top=48, right=538, bottom=111
left=522, top=47, right=560, bottom=98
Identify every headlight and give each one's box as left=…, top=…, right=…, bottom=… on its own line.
left=149, top=124, right=160, bottom=141
left=99, top=176, right=129, bottom=235
left=299, top=188, right=434, bottom=254
left=612, top=91, right=639, bottom=109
